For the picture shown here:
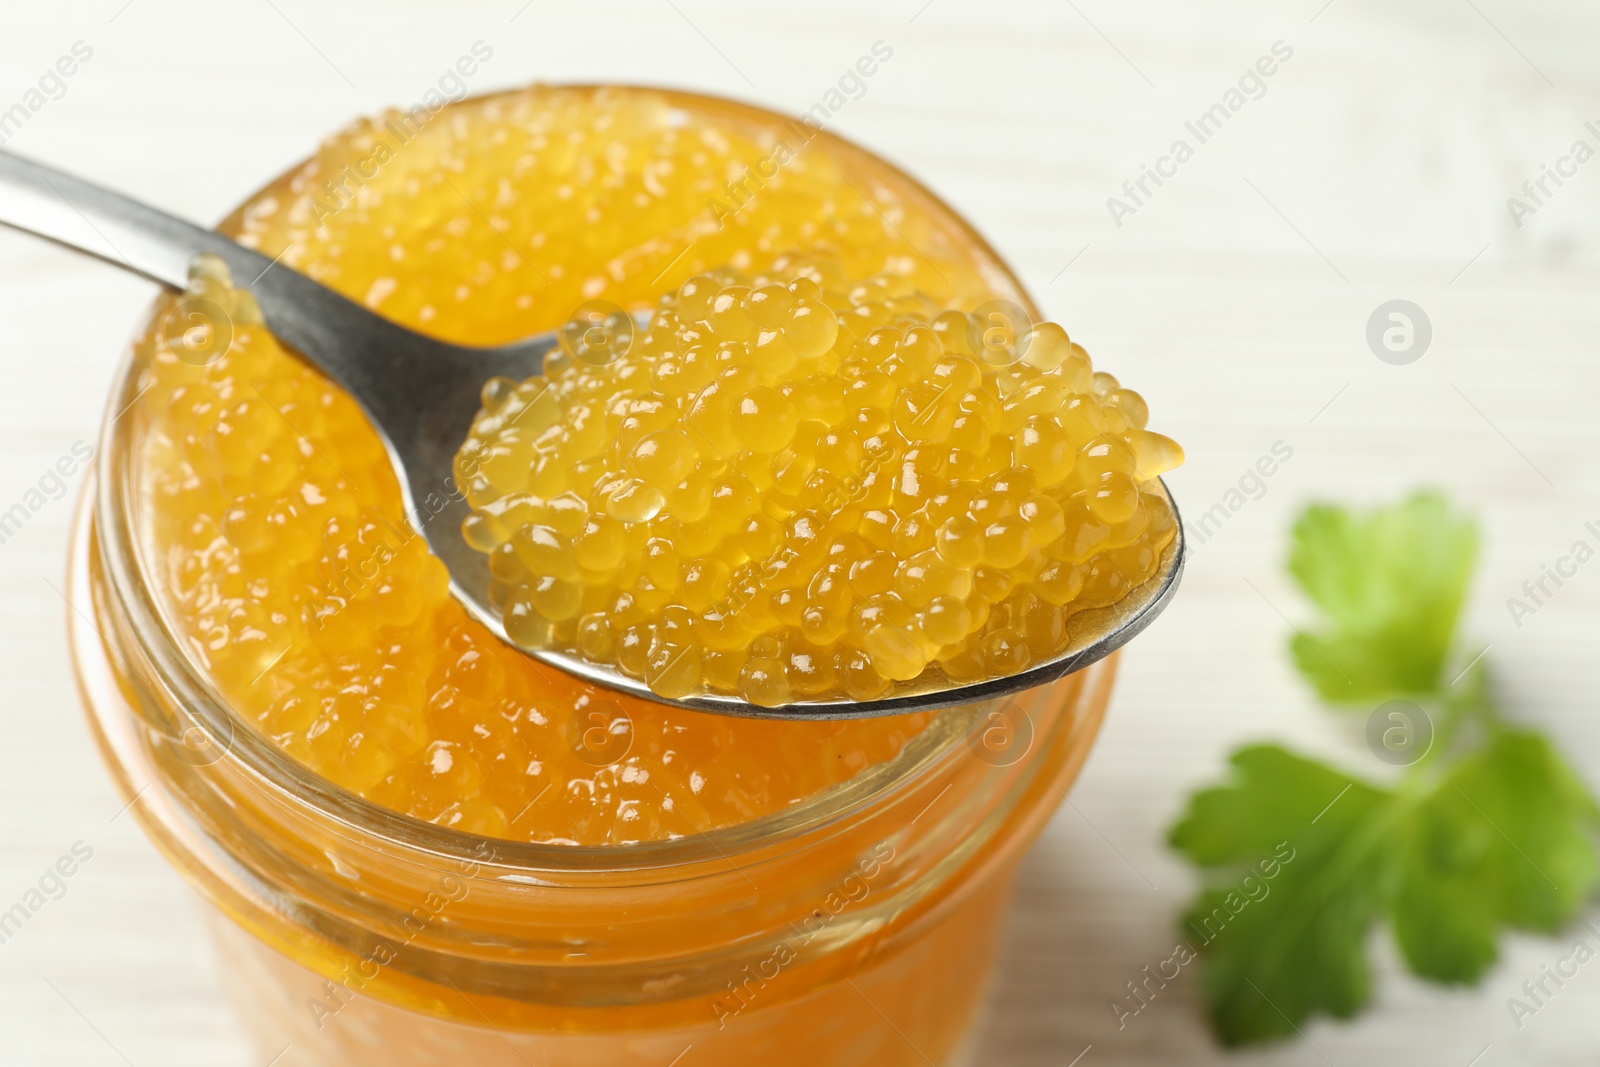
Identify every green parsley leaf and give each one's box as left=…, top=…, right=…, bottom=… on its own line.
left=1287, top=491, right=1477, bottom=702
left=1172, top=492, right=1600, bottom=1045
left=1169, top=746, right=1395, bottom=1045
left=1393, top=728, right=1600, bottom=982
left=1171, top=727, right=1600, bottom=1043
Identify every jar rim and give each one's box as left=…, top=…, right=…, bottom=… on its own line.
left=90, top=82, right=1043, bottom=874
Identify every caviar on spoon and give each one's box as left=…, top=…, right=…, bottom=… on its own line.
left=0, top=148, right=1184, bottom=718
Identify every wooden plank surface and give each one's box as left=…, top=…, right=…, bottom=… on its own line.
left=2, top=1, right=1598, bottom=1063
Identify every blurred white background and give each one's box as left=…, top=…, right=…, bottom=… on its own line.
left=2, top=1, right=1598, bottom=1063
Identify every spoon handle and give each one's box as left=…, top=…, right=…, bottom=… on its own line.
left=0, top=147, right=543, bottom=546
left=0, top=149, right=439, bottom=396
left=0, top=148, right=275, bottom=289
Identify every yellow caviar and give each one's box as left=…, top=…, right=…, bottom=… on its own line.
left=456, top=261, right=1182, bottom=706
left=129, top=85, right=1050, bottom=844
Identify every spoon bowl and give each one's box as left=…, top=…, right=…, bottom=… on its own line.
left=0, top=148, right=1184, bottom=719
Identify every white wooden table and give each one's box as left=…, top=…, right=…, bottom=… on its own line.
left=4, top=2, right=1599, bottom=1064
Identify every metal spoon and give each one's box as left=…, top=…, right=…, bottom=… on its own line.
left=0, top=149, right=1183, bottom=720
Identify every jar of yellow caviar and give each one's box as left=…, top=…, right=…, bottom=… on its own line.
left=68, top=84, right=1157, bottom=1066
left=73, top=491, right=1114, bottom=1064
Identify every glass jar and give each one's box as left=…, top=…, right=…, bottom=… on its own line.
left=72, top=478, right=1114, bottom=1065
left=68, top=85, right=1123, bottom=1066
